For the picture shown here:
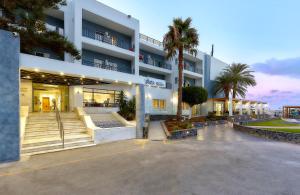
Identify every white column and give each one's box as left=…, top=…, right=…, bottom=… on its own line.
left=136, top=84, right=145, bottom=138
left=239, top=102, right=243, bottom=115
left=247, top=103, right=251, bottom=115
left=254, top=104, right=258, bottom=115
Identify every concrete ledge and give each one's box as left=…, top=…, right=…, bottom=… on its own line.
left=112, top=112, right=136, bottom=127
left=233, top=123, right=300, bottom=144
left=94, top=126, right=136, bottom=144
left=160, top=121, right=197, bottom=139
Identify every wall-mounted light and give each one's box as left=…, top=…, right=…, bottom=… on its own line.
left=60, top=72, right=64, bottom=76
left=34, top=68, right=39, bottom=72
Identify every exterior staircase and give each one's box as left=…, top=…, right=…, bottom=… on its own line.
left=22, top=112, right=94, bottom=155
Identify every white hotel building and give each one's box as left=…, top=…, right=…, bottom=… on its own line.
left=0, top=0, right=268, bottom=160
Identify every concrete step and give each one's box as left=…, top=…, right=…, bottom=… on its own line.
left=25, top=127, right=86, bottom=133
left=25, top=130, right=87, bottom=137
left=22, top=140, right=94, bottom=154
left=24, top=131, right=88, bottom=140
left=22, top=136, right=92, bottom=148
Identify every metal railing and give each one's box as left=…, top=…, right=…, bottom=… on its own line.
left=82, top=28, right=133, bottom=51
left=82, top=59, right=134, bottom=74
left=140, top=34, right=163, bottom=47
left=184, top=66, right=203, bottom=74
left=54, top=102, right=64, bottom=148
left=140, top=58, right=172, bottom=70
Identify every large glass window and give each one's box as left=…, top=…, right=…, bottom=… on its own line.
left=83, top=88, right=120, bottom=107
left=152, top=99, right=166, bottom=110
left=32, top=83, right=69, bottom=112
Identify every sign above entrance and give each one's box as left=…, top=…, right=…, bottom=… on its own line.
left=144, top=77, right=166, bottom=88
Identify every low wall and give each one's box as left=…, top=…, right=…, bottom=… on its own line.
left=233, top=123, right=300, bottom=144
left=84, top=107, right=119, bottom=114
left=94, top=126, right=136, bottom=144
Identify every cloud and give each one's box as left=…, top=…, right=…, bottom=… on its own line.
left=251, top=57, right=300, bottom=78
left=246, top=72, right=300, bottom=109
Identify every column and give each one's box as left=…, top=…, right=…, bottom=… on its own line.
left=247, top=103, right=251, bottom=115
left=136, top=84, right=145, bottom=138
left=0, top=30, right=20, bottom=163
left=239, top=102, right=243, bottom=115
left=254, top=104, right=258, bottom=115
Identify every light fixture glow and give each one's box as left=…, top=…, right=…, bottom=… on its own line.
left=41, top=75, right=45, bottom=78
left=34, top=68, right=39, bottom=72
left=60, top=72, right=64, bottom=76
left=115, top=80, right=118, bottom=83
left=128, top=81, right=132, bottom=85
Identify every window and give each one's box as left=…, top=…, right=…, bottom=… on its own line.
left=112, top=36, right=118, bottom=46
left=95, top=31, right=104, bottom=41
left=152, top=99, right=166, bottom=110
left=83, top=88, right=120, bottom=107
left=35, top=52, right=50, bottom=58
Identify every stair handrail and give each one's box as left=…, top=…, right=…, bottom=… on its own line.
left=54, top=101, right=64, bottom=148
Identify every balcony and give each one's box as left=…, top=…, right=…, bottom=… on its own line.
left=83, top=28, right=134, bottom=51
left=45, top=23, right=64, bottom=36
left=139, top=50, right=172, bottom=70
left=140, top=59, right=172, bottom=70
left=184, top=63, right=203, bottom=74
left=82, top=58, right=133, bottom=74
left=140, top=34, right=163, bottom=47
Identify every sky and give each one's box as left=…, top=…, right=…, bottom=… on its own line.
left=98, top=0, right=300, bottom=109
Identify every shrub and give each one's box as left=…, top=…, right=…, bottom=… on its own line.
left=118, top=91, right=136, bottom=121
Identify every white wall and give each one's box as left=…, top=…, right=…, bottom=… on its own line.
left=210, top=57, right=228, bottom=80
left=20, top=79, right=32, bottom=112
left=200, top=100, right=214, bottom=116
left=145, top=86, right=174, bottom=115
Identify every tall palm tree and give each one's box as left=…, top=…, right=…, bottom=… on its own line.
left=163, top=17, right=199, bottom=120
left=225, top=63, right=256, bottom=98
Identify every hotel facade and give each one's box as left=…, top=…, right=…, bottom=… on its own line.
left=0, top=0, right=268, bottom=163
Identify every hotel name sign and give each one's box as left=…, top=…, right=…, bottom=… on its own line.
left=144, top=77, right=166, bottom=88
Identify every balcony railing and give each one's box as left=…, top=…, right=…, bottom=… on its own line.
left=140, top=58, right=172, bottom=70
left=45, top=23, right=64, bottom=36
left=83, top=28, right=134, bottom=51
left=82, top=58, right=133, bottom=74
left=184, top=65, right=203, bottom=74
left=140, top=34, right=163, bottom=47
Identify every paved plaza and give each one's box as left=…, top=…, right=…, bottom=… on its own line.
left=0, top=124, right=299, bottom=195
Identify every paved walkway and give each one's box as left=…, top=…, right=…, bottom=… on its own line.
left=251, top=126, right=300, bottom=129
left=148, top=121, right=167, bottom=141
left=0, top=124, right=299, bottom=195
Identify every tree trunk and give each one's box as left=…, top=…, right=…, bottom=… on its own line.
left=177, top=48, right=183, bottom=120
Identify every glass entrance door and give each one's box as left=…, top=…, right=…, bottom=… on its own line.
left=214, top=102, right=224, bottom=116
left=33, top=83, right=69, bottom=112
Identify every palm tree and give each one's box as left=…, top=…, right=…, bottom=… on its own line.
left=224, top=63, right=256, bottom=98
left=163, top=17, right=199, bottom=120
left=213, top=72, right=232, bottom=112
left=213, top=72, right=232, bottom=99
